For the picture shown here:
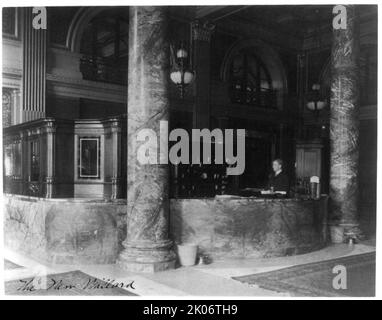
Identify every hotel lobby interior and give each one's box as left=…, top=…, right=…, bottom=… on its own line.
left=2, top=5, right=377, bottom=297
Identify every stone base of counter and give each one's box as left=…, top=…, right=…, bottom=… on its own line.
left=170, top=197, right=329, bottom=260
left=4, top=195, right=328, bottom=265
left=4, top=195, right=127, bottom=264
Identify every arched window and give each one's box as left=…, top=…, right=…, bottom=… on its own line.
left=230, top=49, right=275, bottom=108
left=79, top=8, right=129, bottom=85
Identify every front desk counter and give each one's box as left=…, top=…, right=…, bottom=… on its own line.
left=170, top=195, right=329, bottom=260
left=5, top=194, right=328, bottom=264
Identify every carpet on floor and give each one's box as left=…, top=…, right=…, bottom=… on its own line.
left=5, top=270, right=137, bottom=296
left=233, top=252, right=375, bottom=297
left=4, top=260, right=24, bottom=270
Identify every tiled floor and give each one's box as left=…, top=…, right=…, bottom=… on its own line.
left=3, top=241, right=376, bottom=297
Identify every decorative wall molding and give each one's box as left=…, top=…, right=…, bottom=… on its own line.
left=66, top=7, right=108, bottom=52
left=2, top=37, right=22, bottom=47
left=2, top=68, right=22, bottom=89
left=46, top=73, right=126, bottom=104
left=3, top=67, right=22, bottom=77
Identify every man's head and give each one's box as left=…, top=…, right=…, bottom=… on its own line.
left=272, top=159, right=283, bottom=173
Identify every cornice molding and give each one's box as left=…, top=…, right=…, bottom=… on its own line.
left=46, top=73, right=126, bottom=103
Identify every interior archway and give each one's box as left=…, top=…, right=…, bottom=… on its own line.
left=220, top=38, right=288, bottom=109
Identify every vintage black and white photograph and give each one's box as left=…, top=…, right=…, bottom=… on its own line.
left=1, top=1, right=379, bottom=302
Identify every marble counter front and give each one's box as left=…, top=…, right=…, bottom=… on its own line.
left=170, top=196, right=329, bottom=260
left=4, top=194, right=328, bottom=264
left=4, top=194, right=127, bottom=264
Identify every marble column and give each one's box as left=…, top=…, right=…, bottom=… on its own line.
left=117, top=7, right=176, bottom=272
left=329, top=5, right=361, bottom=238
left=21, top=7, right=47, bottom=122
left=192, top=20, right=215, bottom=129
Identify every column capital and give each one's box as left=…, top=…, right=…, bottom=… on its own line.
left=11, top=88, right=20, bottom=96
left=191, top=20, right=215, bottom=42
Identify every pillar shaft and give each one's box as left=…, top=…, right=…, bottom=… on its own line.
left=117, top=6, right=175, bottom=273
left=329, top=5, right=361, bottom=235
left=21, top=8, right=46, bottom=122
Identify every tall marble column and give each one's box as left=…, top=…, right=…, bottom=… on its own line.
left=117, top=7, right=176, bottom=272
left=21, top=7, right=47, bottom=122
left=329, top=5, right=361, bottom=238
left=192, top=20, right=215, bottom=129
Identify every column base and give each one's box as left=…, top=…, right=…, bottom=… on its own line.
left=116, top=259, right=176, bottom=273
left=116, top=239, right=176, bottom=273
left=339, top=223, right=365, bottom=242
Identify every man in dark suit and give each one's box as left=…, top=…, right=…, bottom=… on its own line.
left=268, top=159, right=289, bottom=194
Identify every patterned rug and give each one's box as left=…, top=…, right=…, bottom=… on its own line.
left=233, top=252, right=375, bottom=297
left=5, top=270, right=137, bottom=296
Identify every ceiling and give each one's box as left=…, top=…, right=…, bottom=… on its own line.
left=170, top=5, right=377, bottom=40
left=76, top=5, right=377, bottom=57
left=226, top=5, right=333, bottom=38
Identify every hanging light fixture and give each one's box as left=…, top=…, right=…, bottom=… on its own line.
left=305, top=10, right=327, bottom=119
left=306, top=83, right=327, bottom=118
left=170, top=42, right=194, bottom=98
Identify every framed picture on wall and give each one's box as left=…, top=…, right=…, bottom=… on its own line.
left=78, top=137, right=100, bottom=179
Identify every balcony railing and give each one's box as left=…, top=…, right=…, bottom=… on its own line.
left=230, top=86, right=277, bottom=108
left=80, top=56, right=127, bottom=85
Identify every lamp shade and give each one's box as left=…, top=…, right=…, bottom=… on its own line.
left=306, top=101, right=316, bottom=111
left=183, top=71, right=194, bottom=84
left=170, top=70, right=194, bottom=85
left=306, top=100, right=326, bottom=111
left=170, top=71, right=182, bottom=84
left=176, top=48, right=188, bottom=59
left=316, top=101, right=326, bottom=110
